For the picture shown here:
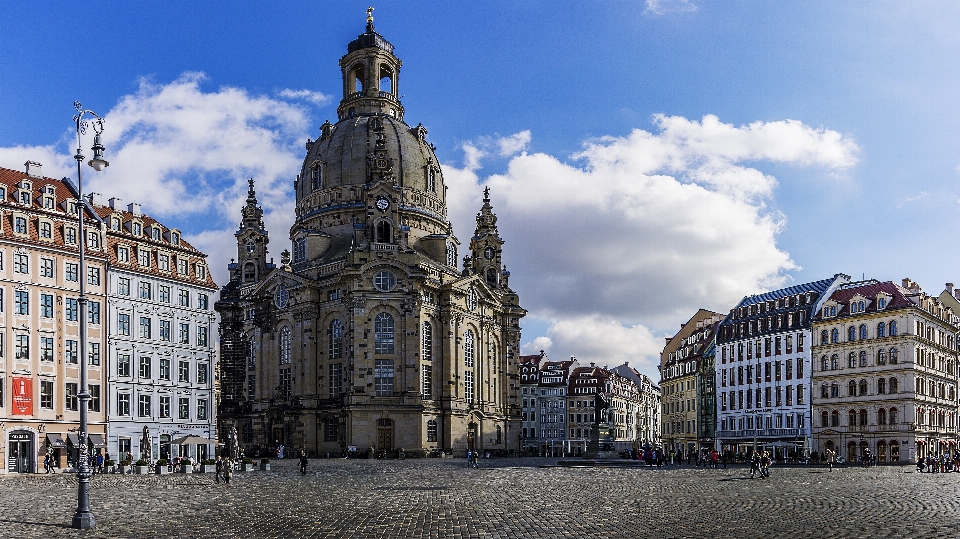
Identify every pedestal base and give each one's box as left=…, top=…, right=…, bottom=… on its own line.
left=583, top=424, right=616, bottom=459
left=72, top=511, right=96, bottom=529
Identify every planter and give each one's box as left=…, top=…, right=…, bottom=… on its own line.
left=156, top=465, right=171, bottom=475
left=199, top=465, right=214, bottom=473
left=177, top=466, right=192, bottom=474
left=259, top=463, right=271, bottom=471
left=135, top=466, right=150, bottom=475
left=242, top=464, right=255, bottom=472
left=117, top=465, right=126, bottom=475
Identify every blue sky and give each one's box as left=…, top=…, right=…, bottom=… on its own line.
left=3, top=2, right=960, bottom=381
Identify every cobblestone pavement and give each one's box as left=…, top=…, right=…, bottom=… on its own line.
left=0, top=459, right=958, bottom=538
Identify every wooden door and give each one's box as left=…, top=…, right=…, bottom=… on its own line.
left=377, top=429, right=392, bottom=452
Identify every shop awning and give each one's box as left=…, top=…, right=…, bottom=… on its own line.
left=46, top=433, right=66, bottom=448
left=67, top=434, right=79, bottom=446
left=89, top=434, right=106, bottom=447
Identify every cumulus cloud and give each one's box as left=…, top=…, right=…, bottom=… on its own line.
left=460, top=131, right=532, bottom=171
left=446, top=116, right=857, bottom=379
left=520, top=315, right=662, bottom=373
left=644, top=0, right=698, bottom=15
left=277, top=88, right=334, bottom=106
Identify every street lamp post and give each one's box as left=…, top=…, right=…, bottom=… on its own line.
left=71, top=101, right=109, bottom=530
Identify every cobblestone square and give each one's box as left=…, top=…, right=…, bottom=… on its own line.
left=0, top=459, right=958, bottom=539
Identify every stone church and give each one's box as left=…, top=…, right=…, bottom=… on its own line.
left=216, top=14, right=526, bottom=457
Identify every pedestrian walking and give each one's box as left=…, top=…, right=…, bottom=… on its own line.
left=825, top=448, right=835, bottom=471
left=299, top=451, right=308, bottom=475
left=215, top=456, right=223, bottom=483
left=760, top=450, right=772, bottom=478
left=750, top=451, right=760, bottom=478
left=223, top=458, right=232, bottom=485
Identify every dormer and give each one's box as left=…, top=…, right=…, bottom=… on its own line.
left=821, top=300, right=839, bottom=318
left=15, top=181, right=32, bottom=206
left=167, top=228, right=181, bottom=247
left=0, top=185, right=7, bottom=203
left=149, top=224, right=162, bottom=242
left=41, top=185, right=56, bottom=210
left=127, top=218, right=143, bottom=237
left=109, top=214, right=122, bottom=232
left=848, top=294, right=868, bottom=314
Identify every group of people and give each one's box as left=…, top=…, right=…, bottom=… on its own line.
left=465, top=450, right=480, bottom=468
left=750, top=450, right=773, bottom=478
left=917, top=453, right=960, bottom=473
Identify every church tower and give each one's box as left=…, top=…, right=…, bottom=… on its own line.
left=216, top=10, right=525, bottom=457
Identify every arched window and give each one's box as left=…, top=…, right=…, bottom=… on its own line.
left=859, top=324, right=868, bottom=340
left=859, top=409, right=868, bottom=426
left=831, top=383, right=839, bottom=397
left=820, top=410, right=829, bottom=427
left=831, top=410, right=840, bottom=427
left=426, top=419, right=437, bottom=442
left=427, top=168, right=436, bottom=192
left=859, top=350, right=867, bottom=367
left=877, top=322, right=886, bottom=338
left=889, top=321, right=898, bottom=336
left=243, top=262, right=257, bottom=282
left=329, top=319, right=343, bottom=359
left=311, top=163, right=323, bottom=190
left=820, top=330, right=829, bottom=345
left=820, top=384, right=829, bottom=398
left=375, top=221, right=392, bottom=244
left=831, top=328, right=839, bottom=343
left=889, top=408, right=898, bottom=424
left=374, top=313, right=395, bottom=354
left=831, top=354, right=839, bottom=370
left=279, top=326, right=291, bottom=364
left=820, top=356, right=829, bottom=371
left=878, top=377, right=886, bottom=394
left=877, top=349, right=886, bottom=365
left=464, top=329, right=475, bottom=367
left=486, top=267, right=498, bottom=287
left=848, top=409, right=857, bottom=426
left=889, top=377, right=898, bottom=393
left=848, top=352, right=857, bottom=368
left=889, top=347, right=899, bottom=364
left=847, top=380, right=857, bottom=396
left=878, top=408, right=887, bottom=425
left=422, top=321, right=433, bottom=361
left=848, top=326, right=857, bottom=341
left=859, top=379, right=868, bottom=396
left=446, top=242, right=457, bottom=268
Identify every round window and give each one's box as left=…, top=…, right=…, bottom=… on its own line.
left=374, top=270, right=397, bottom=292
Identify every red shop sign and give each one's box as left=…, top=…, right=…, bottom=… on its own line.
left=11, top=377, right=32, bottom=416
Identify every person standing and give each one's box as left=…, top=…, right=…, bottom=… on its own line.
left=825, top=448, right=835, bottom=471
left=215, top=456, right=223, bottom=484
left=223, top=457, right=232, bottom=485
left=299, top=451, right=308, bottom=476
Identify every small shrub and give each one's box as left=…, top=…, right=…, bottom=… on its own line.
left=135, top=459, right=149, bottom=466
left=260, top=458, right=270, bottom=464
left=201, top=459, right=216, bottom=465
left=156, top=459, right=169, bottom=466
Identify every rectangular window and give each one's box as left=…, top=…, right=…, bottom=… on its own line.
left=179, top=323, right=189, bottom=344
left=40, top=293, right=53, bottom=318
left=140, top=317, right=151, bottom=339
left=465, top=370, right=474, bottom=404
left=138, top=249, right=150, bottom=268
left=198, top=293, right=208, bottom=310
left=139, top=282, right=151, bottom=300
left=40, top=381, right=54, bottom=409
left=775, top=336, right=782, bottom=355
left=159, top=396, right=170, bottom=418
left=422, top=364, right=432, bottom=397
left=765, top=362, right=771, bottom=382
left=118, top=313, right=130, bottom=336
left=138, top=394, right=151, bottom=417
left=179, top=361, right=189, bottom=382
left=160, top=320, right=171, bottom=341
left=375, top=359, right=395, bottom=396
left=14, top=290, right=28, bottom=315
left=329, top=363, right=342, bottom=398
left=159, top=285, right=170, bottom=303
left=178, top=289, right=189, bottom=307
left=797, top=358, right=803, bottom=378
left=118, top=245, right=130, bottom=263
left=40, top=336, right=54, bottom=362
left=775, top=361, right=782, bottom=381
left=797, top=385, right=804, bottom=405
left=159, top=358, right=171, bottom=380
left=721, top=392, right=727, bottom=411
left=87, top=267, right=100, bottom=286
left=89, top=384, right=100, bottom=412
left=13, top=253, right=28, bottom=274
left=40, top=257, right=54, bottom=278
left=786, top=385, right=793, bottom=406
left=786, top=359, right=793, bottom=380
left=64, top=340, right=78, bottom=364
left=197, top=326, right=208, bottom=347
left=15, top=335, right=28, bottom=360
left=65, top=382, right=79, bottom=411
left=66, top=298, right=78, bottom=321
left=118, top=277, right=130, bottom=295
left=88, top=343, right=100, bottom=366
left=117, top=393, right=131, bottom=416
left=775, top=386, right=782, bottom=406
left=87, top=231, right=100, bottom=249
left=178, top=397, right=189, bottom=419
left=118, top=353, right=131, bottom=377
left=197, top=363, right=208, bottom=385
left=159, top=254, right=170, bottom=271
left=88, top=301, right=100, bottom=324
left=197, top=399, right=207, bottom=420
left=65, top=262, right=79, bottom=282
left=280, top=368, right=291, bottom=398
left=139, top=356, right=151, bottom=379
left=177, top=258, right=188, bottom=275
left=247, top=375, right=256, bottom=401
left=765, top=387, right=772, bottom=407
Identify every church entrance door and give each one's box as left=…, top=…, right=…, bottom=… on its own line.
left=377, top=429, right=392, bottom=452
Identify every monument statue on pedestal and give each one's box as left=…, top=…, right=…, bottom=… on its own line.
left=584, top=391, right=617, bottom=459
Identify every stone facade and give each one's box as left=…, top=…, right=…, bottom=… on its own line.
left=216, top=19, right=525, bottom=458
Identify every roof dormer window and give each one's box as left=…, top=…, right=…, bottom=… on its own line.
left=0, top=187, right=6, bottom=201
left=111, top=216, right=121, bottom=231
left=171, top=231, right=180, bottom=246
left=151, top=227, right=161, bottom=241
left=19, top=191, right=30, bottom=205
left=132, top=222, right=142, bottom=236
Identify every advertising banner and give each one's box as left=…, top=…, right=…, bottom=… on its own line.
left=11, top=377, right=33, bottom=415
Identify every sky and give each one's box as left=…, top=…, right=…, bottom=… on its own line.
left=2, top=1, right=960, bottom=382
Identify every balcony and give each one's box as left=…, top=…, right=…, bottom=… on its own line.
left=716, top=428, right=803, bottom=439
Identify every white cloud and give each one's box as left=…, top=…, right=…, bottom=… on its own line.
left=277, top=88, right=334, bottom=107
left=521, top=315, right=662, bottom=374
left=447, top=117, right=857, bottom=380
left=496, top=130, right=531, bottom=157
left=644, top=0, right=698, bottom=15
left=459, top=131, right=532, bottom=171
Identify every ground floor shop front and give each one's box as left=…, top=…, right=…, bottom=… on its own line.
left=1, top=422, right=107, bottom=474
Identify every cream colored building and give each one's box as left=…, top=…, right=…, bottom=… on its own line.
left=0, top=163, right=108, bottom=473
left=216, top=17, right=525, bottom=457
left=811, top=279, right=960, bottom=464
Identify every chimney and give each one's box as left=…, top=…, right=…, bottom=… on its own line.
left=24, top=161, right=42, bottom=178
left=902, top=278, right=911, bottom=289
left=948, top=283, right=955, bottom=296
left=89, top=192, right=103, bottom=207
left=590, top=362, right=595, bottom=368
left=108, top=197, right=122, bottom=210
left=128, top=202, right=142, bottom=216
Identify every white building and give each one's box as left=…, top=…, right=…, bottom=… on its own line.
left=715, top=274, right=849, bottom=458
left=100, top=199, right=218, bottom=463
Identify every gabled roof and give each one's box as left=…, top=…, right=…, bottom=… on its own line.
left=815, top=280, right=915, bottom=320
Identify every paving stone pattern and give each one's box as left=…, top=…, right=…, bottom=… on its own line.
left=0, top=460, right=958, bottom=538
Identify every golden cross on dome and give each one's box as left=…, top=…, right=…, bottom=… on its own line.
left=366, top=7, right=374, bottom=25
